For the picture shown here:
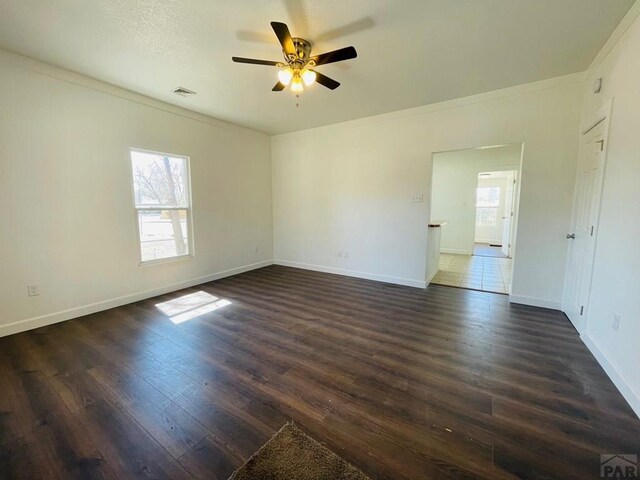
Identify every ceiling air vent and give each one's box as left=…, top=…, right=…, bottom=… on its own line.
left=172, top=87, right=196, bottom=97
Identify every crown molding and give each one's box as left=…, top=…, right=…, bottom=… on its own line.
left=586, top=0, right=640, bottom=78
left=272, top=72, right=585, bottom=141
left=0, top=48, right=269, bottom=138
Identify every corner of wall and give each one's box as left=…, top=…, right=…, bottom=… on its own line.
left=0, top=260, right=274, bottom=339
left=581, top=333, right=640, bottom=419
left=273, top=260, right=427, bottom=289
left=508, top=295, right=562, bottom=311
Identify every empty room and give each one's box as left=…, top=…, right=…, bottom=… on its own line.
left=1, top=1, right=640, bottom=479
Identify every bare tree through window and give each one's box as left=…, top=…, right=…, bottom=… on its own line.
left=131, top=150, right=191, bottom=262
left=475, top=186, right=501, bottom=227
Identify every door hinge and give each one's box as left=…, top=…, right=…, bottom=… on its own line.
left=580, top=305, right=584, bottom=315
left=590, top=226, right=594, bottom=236
left=597, top=140, right=605, bottom=151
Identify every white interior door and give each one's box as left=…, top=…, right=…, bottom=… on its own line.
left=475, top=177, right=507, bottom=245
left=563, top=120, right=607, bottom=332
left=501, top=171, right=517, bottom=257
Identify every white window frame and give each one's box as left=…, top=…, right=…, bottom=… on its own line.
left=129, top=148, right=195, bottom=266
left=475, top=186, right=501, bottom=227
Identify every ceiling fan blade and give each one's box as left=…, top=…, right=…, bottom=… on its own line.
left=232, top=56, right=279, bottom=66
left=270, top=21, right=296, bottom=56
left=272, top=82, right=286, bottom=91
left=283, top=0, right=309, bottom=36
left=311, top=46, right=357, bottom=66
left=315, top=17, right=374, bottom=42
left=312, top=71, right=340, bottom=90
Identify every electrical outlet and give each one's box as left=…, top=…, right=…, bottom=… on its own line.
left=412, top=193, right=424, bottom=203
left=344, top=250, right=350, bottom=258
left=27, top=284, right=40, bottom=297
left=613, top=313, right=621, bottom=331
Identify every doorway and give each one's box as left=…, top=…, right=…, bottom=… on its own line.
left=473, top=170, right=518, bottom=259
left=429, top=144, right=523, bottom=294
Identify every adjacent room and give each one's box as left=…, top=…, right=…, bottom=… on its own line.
left=1, top=1, right=640, bottom=479
left=430, top=144, right=522, bottom=293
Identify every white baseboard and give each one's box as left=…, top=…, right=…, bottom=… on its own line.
left=474, top=239, right=502, bottom=246
left=274, top=260, right=426, bottom=289
left=0, top=260, right=273, bottom=338
left=508, top=294, right=561, bottom=310
left=426, top=268, right=438, bottom=285
left=581, top=333, right=640, bottom=419
left=440, top=248, right=472, bottom=255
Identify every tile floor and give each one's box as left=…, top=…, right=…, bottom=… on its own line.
left=431, top=253, right=512, bottom=294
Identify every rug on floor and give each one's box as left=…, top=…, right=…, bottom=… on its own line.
left=228, top=423, right=371, bottom=480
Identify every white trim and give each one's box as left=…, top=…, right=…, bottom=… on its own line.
left=274, top=260, right=426, bottom=289
left=509, top=294, right=561, bottom=311
left=0, top=48, right=268, bottom=137
left=0, top=260, right=273, bottom=338
left=474, top=239, right=502, bottom=246
left=130, top=148, right=195, bottom=265
left=585, top=1, right=640, bottom=78
left=581, top=333, right=640, bottom=419
left=580, top=98, right=614, bottom=135
left=138, top=253, right=193, bottom=268
left=272, top=73, right=585, bottom=141
left=426, top=267, right=438, bottom=285
left=440, top=248, right=472, bottom=256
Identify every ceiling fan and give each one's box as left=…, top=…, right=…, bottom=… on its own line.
left=232, top=21, right=357, bottom=93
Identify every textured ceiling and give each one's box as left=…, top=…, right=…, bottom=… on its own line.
left=0, top=0, right=634, bottom=134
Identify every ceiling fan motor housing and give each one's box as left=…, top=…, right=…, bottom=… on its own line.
left=232, top=21, right=356, bottom=92
left=288, top=38, right=313, bottom=66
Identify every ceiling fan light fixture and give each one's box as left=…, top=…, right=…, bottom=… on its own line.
left=301, top=69, right=316, bottom=86
left=291, top=74, right=304, bottom=93
left=277, top=67, right=294, bottom=86
left=232, top=21, right=357, bottom=95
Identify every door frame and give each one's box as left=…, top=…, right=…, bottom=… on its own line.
left=562, top=98, right=613, bottom=333
left=501, top=170, right=518, bottom=257
left=472, top=170, right=518, bottom=253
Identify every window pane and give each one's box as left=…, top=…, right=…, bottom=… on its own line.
left=138, top=210, right=189, bottom=262
left=476, top=207, right=498, bottom=227
left=476, top=187, right=500, bottom=207
left=131, top=151, right=188, bottom=208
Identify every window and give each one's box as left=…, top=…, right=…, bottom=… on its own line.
left=476, top=187, right=500, bottom=227
left=130, top=149, right=192, bottom=264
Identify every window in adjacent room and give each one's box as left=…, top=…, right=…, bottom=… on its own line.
left=130, top=149, right=193, bottom=264
left=475, top=186, right=501, bottom=227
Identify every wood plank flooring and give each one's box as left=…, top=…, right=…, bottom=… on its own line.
left=0, top=265, right=638, bottom=479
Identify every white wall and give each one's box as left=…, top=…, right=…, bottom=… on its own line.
left=431, top=146, right=521, bottom=255
left=577, top=5, right=640, bottom=417
left=272, top=75, right=582, bottom=304
left=0, top=50, right=273, bottom=337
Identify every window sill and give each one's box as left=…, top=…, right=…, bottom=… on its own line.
left=139, top=254, right=193, bottom=267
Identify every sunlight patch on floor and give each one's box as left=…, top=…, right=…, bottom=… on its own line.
left=155, top=291, right=231, bottom=324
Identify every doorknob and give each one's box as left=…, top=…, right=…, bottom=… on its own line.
left=566, top=233, right=576, bottom=239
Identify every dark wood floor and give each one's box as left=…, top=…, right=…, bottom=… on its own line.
left=1, top=265, right=638, bottom=479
